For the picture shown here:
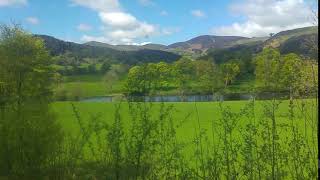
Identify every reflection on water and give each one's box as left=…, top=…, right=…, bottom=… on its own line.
left=81, top=96, right=113, bottom=102
left=80, top=92, right=289, bottom=102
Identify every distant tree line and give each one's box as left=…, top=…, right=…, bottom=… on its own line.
left=124, top=46, right=318, bottom=97
left=125, top=57, right=231, bottom=95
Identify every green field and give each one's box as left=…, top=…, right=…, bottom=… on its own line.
left=54, top=73, right=257, bottom=99
left=50, top=99, right=318, bottom=178
left=52, top=100, right=316, bottom=144
left=54, top=74, right=125, bottom=99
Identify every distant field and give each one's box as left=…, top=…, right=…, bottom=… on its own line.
left=54, top=74, right=125, bottom=99
left=54, top=73, right=257, bottom=99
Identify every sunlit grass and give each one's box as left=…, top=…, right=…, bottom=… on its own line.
left=52, top=100, right=316, bottom=143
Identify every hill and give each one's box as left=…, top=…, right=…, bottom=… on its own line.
left=264, top=26, right=318, bottom=48
left=200, top=26, right=318, bottom=63
left=35, top=35, right=181, bottom=65
left=83, top=35, right=266, bottom=57
left=84, top=41, right=167, bottom=51
left=264, top=26, right=318, bottom=58
left=168, top=35, right=249, bottom=53
left=36, top=26, right=318, bottom=66
left=279, top=33, right=318, bottom=59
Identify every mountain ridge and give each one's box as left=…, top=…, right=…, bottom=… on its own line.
left=70, top=26, right=318, bottom=54
left=35, top=35, right=181, bottom=65
left=84, top=41, right=167, bottom=51
left=35, top=26, right=318, bottom=65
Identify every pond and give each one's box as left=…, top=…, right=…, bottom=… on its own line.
left=81, top=96, right=113, bottom=102
left=80, top=92, right=290, bottom=102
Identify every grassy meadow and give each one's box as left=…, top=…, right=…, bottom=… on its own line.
left=54, top=74, right=126, bottom=99
left=52, top=99, right=318, bottom=156
left=54, top=73, right=257, bottom=100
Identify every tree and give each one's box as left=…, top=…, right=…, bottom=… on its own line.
left=156, top=62, right=172, bottom=90
left=101, top=61, right=111, bottom=74
left=220, top=61, right=240, bottom=88
left=298, top=60, right=318, bottom=93
left=253, top=48, right=281, bottom=90
left=254, top=48, right=305, bottom=92
left=88, top=63, right=97, bottom=74
left=125, top=65, right=146, bottom=95
left=278, top=53, right=303, bottom=91
left=0, top=24, right=62, bottom=178
left=173, top=57, right=195, bottom=96
left=0, top=24, right=55, bottom=104
left=56, top=51, right=79, bottom=66
left=201, top=45, right=255, bottom=74
left=146, top=63, right=159, bottom=92
left=194, top=60, right=221, bottom=93
left=125, top=62, right=173, bottom=95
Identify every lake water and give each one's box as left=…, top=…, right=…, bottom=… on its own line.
left=80, top=92, right=289, bottom=102
left=81, top=96, right=113, bottom=102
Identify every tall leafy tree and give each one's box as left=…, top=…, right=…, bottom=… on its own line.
left=0, top=24, right=62, bottom=178
left=172, top=57, right=195, bottom=96
left=278, top=53, right=303, bottom=91
left=101, top=61, right=111, bottom=74
left=156, top=62, right=172, bottom=90
left=125, top=65, right=146, bottom=95
left=220, top=61, right=240, bottom=88
left=194, top=60, right=221, bottom=93
left=253, top=48, right=282, bottom=91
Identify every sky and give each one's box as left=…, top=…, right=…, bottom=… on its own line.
left=0, top=0, right=317, bottom=45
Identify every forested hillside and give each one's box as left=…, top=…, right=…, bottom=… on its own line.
left=36, top=35, right=181, bottom=65
left=37, top=26, right=317, bottom=68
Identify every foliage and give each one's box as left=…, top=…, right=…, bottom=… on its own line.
left=253, top=48, right=311, bottom=93
left=254, top=48, right=282, bottom=90
left=200, top=43, right=259, bottom=74
left=220, top=61, right=241, bottom=88
left=0, top=24, right=63, bottom=178
left=37, top=35, right=181, bottom=66
left=100, top=61, right=111, bottom=74
left=50, top=99, right=318, bottom=179
left=194, top=60, right=222, bottom=93
left=278, top=53, right=303, bottom=90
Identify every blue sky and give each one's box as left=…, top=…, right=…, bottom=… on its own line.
left=0, top=0, right=317, bottom=45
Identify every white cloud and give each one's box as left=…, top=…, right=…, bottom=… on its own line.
left=26, top=17, right=39, bottom=25
left=160, top=10, right=168, bottom=16
left=0, top=0, right=27, bottom=7
left=212, top=0, right=315, bottom=37
left=99, top=12, right=138, bottom=29
left=77, top=24, right=92, bottom=31
left=191, top=10, right=206, bottom=18
left=72, top=0, right=159, bottom=44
